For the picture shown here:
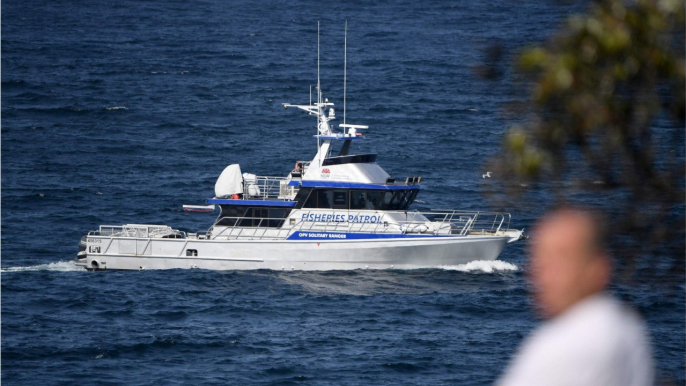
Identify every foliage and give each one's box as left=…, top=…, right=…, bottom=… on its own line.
left=490, top=0, right=685, bottom=278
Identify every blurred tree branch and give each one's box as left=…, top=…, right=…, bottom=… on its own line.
left=485, top=0, right=685, bottom=279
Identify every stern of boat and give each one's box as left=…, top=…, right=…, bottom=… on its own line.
left=75, top=235, right=88, bottom=267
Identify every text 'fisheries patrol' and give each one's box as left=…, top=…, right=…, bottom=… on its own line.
left=301, top=213, right=383, bottom=223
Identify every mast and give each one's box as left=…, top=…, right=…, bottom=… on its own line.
left=282, top=22, right=367, bottom=176
left=343, top=19, right=347, bottom=128
left=317, top=21, right=321, bottom=161
left=317, top=21, right=321, bottom=106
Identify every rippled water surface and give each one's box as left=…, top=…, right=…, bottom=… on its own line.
left=2, top=0, right=684, bottom=385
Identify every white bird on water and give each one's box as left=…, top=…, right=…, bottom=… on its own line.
left=482, top=171, right=492, bottom=178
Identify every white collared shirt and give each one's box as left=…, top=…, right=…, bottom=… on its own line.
left=497, top=293, right=654, bottom=386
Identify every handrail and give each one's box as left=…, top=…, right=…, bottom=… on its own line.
left=206, top=209, right=513, bottom=241
left=242, top=175, right=298, bottom=201
left=89, top=224, right=186, bottom=238
left=87, top=210, right=513, bottom=242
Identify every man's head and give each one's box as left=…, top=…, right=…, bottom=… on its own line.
left=529, top=207, right=611, bottom=318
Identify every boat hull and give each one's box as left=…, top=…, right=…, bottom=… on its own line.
left=77, top=235, right=510, bottom=271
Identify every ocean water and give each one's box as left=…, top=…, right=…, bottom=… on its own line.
left=2, top=0, right=683, bottom=385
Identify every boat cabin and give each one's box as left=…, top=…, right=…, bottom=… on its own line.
left=207, top=88, right=423, bottom=229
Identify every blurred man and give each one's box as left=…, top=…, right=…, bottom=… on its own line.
left=497, top=208, right=654, bottom=386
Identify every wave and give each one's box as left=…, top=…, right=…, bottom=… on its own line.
left=437, top=260, right=518, bottom=273
left=9, top=106, right=91, bottom=116
left=1, top=261, right=84, bottom=273
left=1, top=79, right=29, bottom=90
left=105, top=105, right=128, bottom=110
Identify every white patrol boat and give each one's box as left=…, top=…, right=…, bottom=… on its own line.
left=76, top=25, right=524, bottom=271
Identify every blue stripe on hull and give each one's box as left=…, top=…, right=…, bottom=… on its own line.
left=286, top=232, right=457, bottom=240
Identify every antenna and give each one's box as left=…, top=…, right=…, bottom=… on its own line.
left=309, top=84, right=312, bottom=106
left=317, top=21, right=321, bottom=105
left=343, top=19, right=347, bottom=128
left=317, top=21, right=321, bottom=163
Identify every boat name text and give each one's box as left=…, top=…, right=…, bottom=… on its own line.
left=300, top=213, right=382, bottom=223
left=297, top=232, right=347, bottom=239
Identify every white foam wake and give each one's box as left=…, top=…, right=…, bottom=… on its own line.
left=438, top=260, right=518, bottom=273
left=106, top=106, right=128, bottom=110
left=1, top=261, right=85, bottom=273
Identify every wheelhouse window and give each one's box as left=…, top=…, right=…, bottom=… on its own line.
left=239, top=208, right=268, bottom=227
left=317, top=190, right=332, bottom=208
left=350, top=190, right=367, bottom=210
left=389, top=191, right=404, bottom=210
left=303, top=189, right=318, bottom=208
left=382, top=191, right=393, bottom=207
left=302, top=188, right=418, bottom=210
left=267, top=209, right=287, bottom=227
left=366, top=191, right=385, bottom=209
left=333, top=190, right=348, bottom=209
left=216, top=206, right=288, bottom=227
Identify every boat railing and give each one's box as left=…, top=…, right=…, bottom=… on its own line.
left=291, top=209, right=511, bottom=236
left=420, top=210, right=512, bottom=235
left=243, top=175, right=297, bottom=200
left=90, top=224, right=186, bottom=238
left=207, top=210, right=511, bottom=240
left=209, top=216, right=305, bottom=240
left=209, top=216, right=385, bottom=240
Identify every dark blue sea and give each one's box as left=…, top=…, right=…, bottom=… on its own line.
left=2, top=1, right=684, bottom=384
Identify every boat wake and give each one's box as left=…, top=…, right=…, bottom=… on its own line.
left=437, top=260, right=518, bottom=273
left=274, top=260, right=519, bottom=296
left=1, top=261, right=84, bottom=273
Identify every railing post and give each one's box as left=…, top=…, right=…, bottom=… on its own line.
left=461, top=216, right=474, bottom=235
left=496, top=216, right=504, bottom=234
